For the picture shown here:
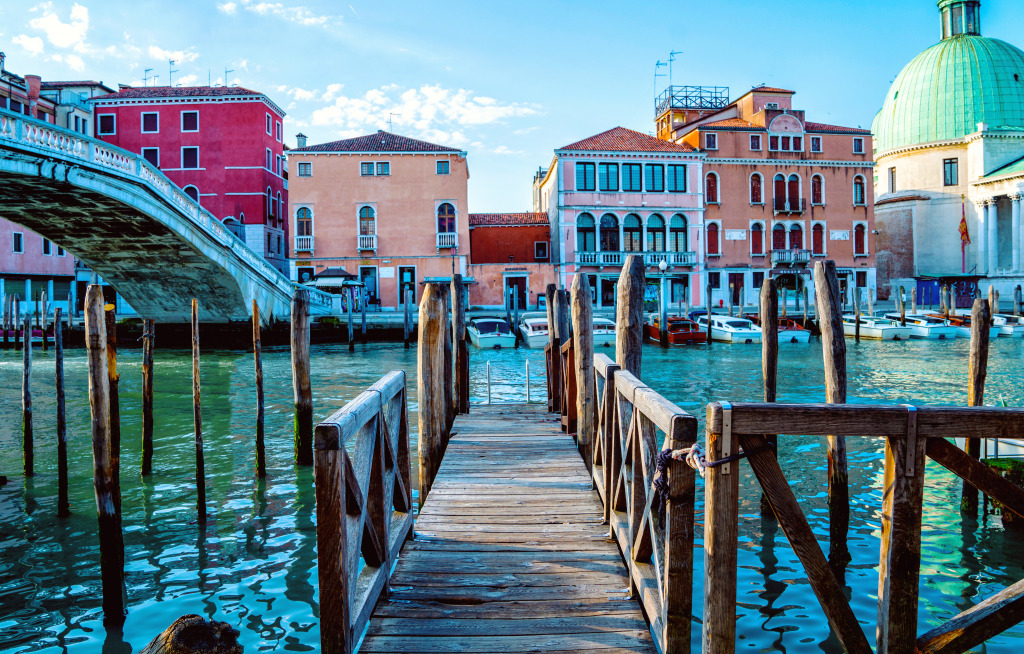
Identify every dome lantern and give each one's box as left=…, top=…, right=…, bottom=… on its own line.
left=938, top=0, right=981, bottom=39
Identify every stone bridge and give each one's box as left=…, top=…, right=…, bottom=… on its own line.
left=0, top=109, right=332, bottom=323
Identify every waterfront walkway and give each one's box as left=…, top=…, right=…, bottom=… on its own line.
left=360, top=404, right=656, bottom=653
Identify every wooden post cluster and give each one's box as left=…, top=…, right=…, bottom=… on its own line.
left=55, top=307, right=69, bottom=517
left=22, top=314, right=32, bottom=477
left=1015, top=285, right=1022, bottom=317
left=451, top=275, right=469, bottom=414
left=141, top=319, right=155, bottom=476
left=417, top=283, right=446, bottom=506
left=253, top=302, right=266, bottom=478
left=570, top=274, right=595, bottom=466
left=962, top=298, right=990, bottom=515
left=105, top=304, right=121, bottom=511
left=616, top=255, right=644, bottom=378
left=191, top=299, right=206, bottom=524
left=292, top=289, right=313, bottom=466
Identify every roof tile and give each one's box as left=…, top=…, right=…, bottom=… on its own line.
left=701, top=118, right=761, bottom=130
left=804, top=121, right=871, bottom=135
left=91, top=85, right=266, bottom=100
left=558, top=126, right=696, bottom=153
left=293, top=130, right=462, bottom=153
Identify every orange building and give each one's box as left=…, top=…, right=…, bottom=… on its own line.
left=658, top=85, right=876, bottom=307
left=287, top=131, right=469, bottom=310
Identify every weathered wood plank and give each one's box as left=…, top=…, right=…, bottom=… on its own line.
left=917, top=578, right=1024, bottom=654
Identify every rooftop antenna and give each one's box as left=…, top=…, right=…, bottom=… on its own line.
left=668, top=50, right=683, bottom=86
left=169, top=59, right=178, bottom=87
left=387, top=113, right=401, bottom=132
left=225, top=66, right=235, bottom=86
left=143, top=67, right=153, bottom=86
left=654, top=60, right=667, bottom=104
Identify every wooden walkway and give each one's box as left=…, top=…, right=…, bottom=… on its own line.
left=360, top=403, right=656, bottom=653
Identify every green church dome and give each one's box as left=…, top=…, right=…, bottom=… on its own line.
left=873, top=1, right=1024, bottom=154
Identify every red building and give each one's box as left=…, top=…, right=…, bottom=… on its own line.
left=466, top=212, right=557, bottom=309
left=90, top=86, right=289, bottom=272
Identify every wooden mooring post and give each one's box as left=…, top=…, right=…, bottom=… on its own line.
left=141, top=319, right=155, bottom=476
left=417, top=283, right=445, bottom=507
left=22, top=314, right=32, bottom=477
left=705, top=283, right=713, bottom=347
left=853, top=288, right=861, bottom=342
left=292, top=289, right=313, bottom=466
left=347, top=287, right=355, bottom=352
left=1015, top=285, right=1022, bottom=316
left=910, top=287, right=918, bottom=315
left=40, top=291, right=47, bottom=351
left=105, top=303, right=121, bottom=511
left=899, top=285, right=907, bottom=326
left=85, top=285, right=126, bottom=623
left=55, top=307, right=69, bottom=517
left=962, top=298, right=990, bottom=515
left=361, top=289, right=367, bottom=343
left=616, top=255, right=644, bottom=377
left=403, top=287, right=412, bottom=348
left=13, top=296, right=20, bottom=351
left=553, top=288, right=571, bottom=429
left=2, top=294, right=8, bottom=350
left=442, top=284, right=454, bottom=430
left=191, top=299, right=206, bottom=524
left=451, top=275, right=468, bottom=414
left=545, top=283, right=557, bottom=411
left=760, top=277, right=778, bottom=447
left=253, top=302, right=266, bottom=478
left=570, top=273, right=595, bottom=467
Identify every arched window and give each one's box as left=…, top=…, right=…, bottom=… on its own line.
left=623, top=214, right=642, bottom=252
left=669, top=214, right=687, bottom=252
left=789, top=223, right=803, bottom=249
left=751, top=222, right=764, bottom=255
left=812, top=223, right=824, bottom=255
left=811, top=175, right=824, bottom=205
left=855, top=224, right=866, bottom=254
left=772, top=224, right=787, bottom=250
left=359, top=206, right=376, bottom=236
left=577, top=213, right=596, bottom=252
left=266, top=187, right=274, bottom=219
left=437, top=203, right=456, bottom=233
left=750, top=174, right=763, bottom=204
left=705, top=173, right=718, bottom=203
left=706, top=222, right=720, bottom=255
left=184, top=185, right=199, bottom=202
left=600, top=214, right=619, bottom=252
left=277, top=192, right=283, bottom=224
left=787, top=174, right=800, bottom=211
left=853, top=176, right=866, bottom=205
left=773, top=174, right=786, bottom=211
left=647, top=214, right=665, bottom=252
left=297, top=207, right=312, bottom=236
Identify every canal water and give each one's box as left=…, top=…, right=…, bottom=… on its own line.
left=1, top=337, right=1023, bottom=652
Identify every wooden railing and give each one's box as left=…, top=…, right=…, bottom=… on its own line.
left=313, top=370, right=414, bottom=654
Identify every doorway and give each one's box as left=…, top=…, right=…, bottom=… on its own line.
left=727, top=272, right=745, bottom=306
left=504, top=275, right=527, bottom=310
left=398, top=266, right=416, bottom=305
left=359, top=266, right=379, bottom=305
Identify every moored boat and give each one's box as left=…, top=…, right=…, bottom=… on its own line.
left=993, top=314, right=1024, bottom=338
left=517, top=312, right=549, bottom=348
left=645, top=315, right=707, bottom=344
left=694, top=313, right=761, bottom=343
left=842, top=315, right=913, bottom=341
left=931, top=313, right=1001, bottom=339
left=593, top=317, right=616, bottom=347
left=745, top=314, right=811, bottom=343
left=468, top=317, right=516, bottom=349
left=882, top=313, right=957, bottom=339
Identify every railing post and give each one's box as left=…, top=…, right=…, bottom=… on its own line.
left=441, top=284, right=454, bottom=429
left=554, top=288, right=571, bottom=423
left=616, top=255, right=644, bottom=378
left=703, top=403, right=738, bottom=654
left=570, top=274, right=595, bottom=467
left=452, top=274, right=468, bottom=414
left=545, top=283, right=558, bottom=412
left=292, top=288, right=313, bottom=466
left=417, top=283, right=444, bottom=507
left=314, top=421, right=351, bottom=654
left=664, top=415, right=697, bottom=654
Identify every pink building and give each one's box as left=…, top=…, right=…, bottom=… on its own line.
left=287, top=131, right=469, bottom=310
left=532, top=127, right=706, bottom=309
left=90, top=86, right=289, bottom=272
left=659, top=85, right=876, bottom=306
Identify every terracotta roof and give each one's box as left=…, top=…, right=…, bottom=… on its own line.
left=750, top=86, right=795, bottom=94
left=293, top=130, right=462, bottom=153
left=700, top=118, right=761, bottom=130
left=41, top=80, right=111, bottom=90
left=804, top=121, right=871, bottom=135
left=558, top=126, right=696, bottom=153
left=91, top=85, right=267, bottom=100
left=469, top=213, right=549, bottom=227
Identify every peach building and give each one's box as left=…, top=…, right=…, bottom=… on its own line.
left=659, top=86, right=876, bottom=306
left=287, top=131, right=469, bottom=310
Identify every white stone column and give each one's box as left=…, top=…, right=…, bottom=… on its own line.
left=1013, top=193, right=1022, bottom=273
left=978, top=200, right=988, bottom=275
left=988, top=199, right=999, bottom=274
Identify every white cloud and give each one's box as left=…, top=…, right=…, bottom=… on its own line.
left=13, top=34, right=45, bottom=56
left=148, top=45, right=199, bottom=64
left=493, top=145, right=524, bottom=156
left=29, top=2, right=88, bottom=50
left=49, top=52, right=86, bottom=71
left=217, top=2, right=238, bottom=14
left=513, top=126, right=539, bottom=136
left=222, top=0, right=341, bottom=28
left=278, top=85, right=318, bottom=101
left=175, top=74, right=199, bottom=86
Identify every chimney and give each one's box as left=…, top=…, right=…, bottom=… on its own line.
left=25, top=75, right=41, bottom=101
left=0, top=52, right=6, bottom=74
left=296, top=133, right=307, bottom=148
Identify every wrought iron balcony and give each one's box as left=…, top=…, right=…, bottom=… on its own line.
left=771, top=249, right=811, bottom=265
left=358, top=234, right=377, bottom=251
left=436, top=232, right=458, bottom=249
left=294, top=235, right=314, bottom=252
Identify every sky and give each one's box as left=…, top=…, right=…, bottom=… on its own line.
left=3, top=0, right=1023, bottom=212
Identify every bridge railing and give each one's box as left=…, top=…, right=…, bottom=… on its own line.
left=313, top=369, right=414, bottom=654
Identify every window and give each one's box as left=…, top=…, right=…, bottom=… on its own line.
left=853, top=176, right=866, bottom=205
left=812, top=223, right=825, bottom=255
left=13, top=232, right=23, bottom=254
left=266, top=148, right=272, bottom=170
left=667, top=164, right=687, bottom=192
left=376, top=162, right=390, bottom=176
left=811, top=175, right=824, bottom=205
left=944, top=158, right=959, bottom=186
left=277, top=192, right=283, bottom=224
left=297, top=207, right=313, bottom=236
left=708, top=271, right=721, bottom=288
left=598, top=163, right=618, bottom=192
left=888, top=167, right=896, bottom=193
left=298, top=162, right=312, bottom=177
left=781, top=136, right=791, bottom=151
left=141, top=112, right=159, bottom=133
left=855, top=224, right=867, bottom=255
left=266, top=113, right=272, bottom=135
left=856, top=271, right=867, bottom=288
left=670, top=214, right=687, bottom=252
left=10, top=100, right=23, bottom=114
left=42, top=239, right=52, bottom=255
left=751, top=222, right=764, bottom=255
left=773, top=174, right=786, bottom=210
left=359, top=206, right=376, bottom=235
left=645, top=164, right=664, bottom=192
left=707, top=222, right=720, bottom=255
left=810, top=136, right=822, bottom=152
left=750, top=134, right=762, bottom=150
left=853, top=137, right=865, bottom=154
left=577, top=214, right=596, bottom=252
left=360, top=162, right=374, bottom=176
left=772, top=224, right=787, bottom=250
left=184, top=186, right=199, bottom=202
left=142, top=147, right=160, bottom=167
left=769, top=135, right=779, bottom=151
left=535, top=241, right=549, bottom=260
left=789, top=224, right=803, bottom=249
left=437, top=203, right=456, bottom=233
left=182, top=147, right=199, bottom=169
left=57, top=246, right=65, bottom=257
left=266, top=187, right=274, bottom=219
left=276, top=121, right=282, bottom=142
left=647, top=214, right=665, bottom=251
left=750, top=174, right=763, bottom=204
left=277, top=235, right=282, bottom=254
left=787, top=174, right=801, bottom=211
left=436, top=160, right=450, bottom=175
left=752, top=271, right=765, bottom=291
left=98, top=114, right=115, bottom=135
left=705, top=173, right=718, bottom=203
left=622, top=164, right=642, bottom=192
left=623, top=214, right=642, bottom=252
left=600, top=214, right=619, bottom=251
left=267, top=233, right=272, bottom=253
left=792, top=137, right=802, bottom=151
left=575, top=162, right=596, bottom=191
left=181, top=111, right=199, bottom=132
left=705, top=133, right=718, bottom=150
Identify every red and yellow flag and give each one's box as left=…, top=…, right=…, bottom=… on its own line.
left=959, top=203, right=971, bottom=246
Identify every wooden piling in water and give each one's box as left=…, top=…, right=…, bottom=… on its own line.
left=442, top=285, right=454, bottom=430
left=41, top=292, right=47, bottom=351
left=292, top=289, right=313, bottom=466
left=898, top=286, right=906, bottom=326
left=961, top=298, right=990, bottom=515
left=512, top=284, right=520, bottom=340
left=727, top=283, right=734, bottom=317
left=347, top=287, right=355, bottom=352
left=55, top=307, right=69, bottom=517
left=545, top=283, right=557, bottom=411
left=802, top=287, right=809, bottom=326
left=660, top=279, right=669, bottom=346
left=3, top=294, right=8, bottom=349
left=616, top=255, right=644, bottom=378
left=417, top=283, right=444, bottom=507
left=404, top=287, right=412, bottom=348
left=910, top=287, right=917, bottom=315
left=991, top=288, right=1000, bottom=317
left=451, top=275, right=468, bottom=414
left=252, top=302, right=266, bottom=478
left=191, top=299, right=206, bottom=523
left=1014, top=285, right=1021, bottom=316
left=105, top=303, right=121, bottom=511
left=781, top=288, right=787, bottom=320
left=760, top=277, right=778, bottom=459
left=22, top=315, right=32, bottom=477
left=141, top=319, right=155, bottom=476
left=813, top=261, right=850, bottom=571
left=570, top=274, right=595, bottom=467
left=361, top=288, right=367, bottom=342
left=854, top=288, right=861, bottom=343
left=85, top=285, right=126, bottom=622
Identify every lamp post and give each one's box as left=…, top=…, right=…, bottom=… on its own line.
left=658, top=260, right=669, bottom=346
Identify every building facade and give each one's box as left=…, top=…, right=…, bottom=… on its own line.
left=661, top=86, right=877, bottom=306
left=872, top=0, right=1024, bottom=300
left=533, top=127, right=706, bottom=310
left=467, top=212, right=557, bottom=309
left=90, top=86, right=289, bottom=272
left=287, top=131, right=469, bottom=310
left=39, top=80, right=114, bottom=136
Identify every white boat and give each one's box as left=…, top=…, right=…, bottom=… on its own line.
left=593, top=317, right=616, bottom=348
left=842, top=315, right=913, bottom=341
left=695, top=314, right=762, bottom=343
left=518, top=313, right=549, bottom=349
left=883, top=313, right=958, bottom=339
left=468, top=317, right=516, bottom=349
left=933, top=312, right=1001, bottom=340
left=954, top=437, right=1024, bottom=459
left=994, top=314, right=1024, bottom=338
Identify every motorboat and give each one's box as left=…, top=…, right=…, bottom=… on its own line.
left=993, top=314, right=1024, bottom=338
left=468, top=317, right=516, bottom=349
left=645, top=315, right=707, bottom=344
left=518, top=312, right=549, bottom=348
left=745, top=314, right=811, bottom=344
left=931, top=313, right=1001, bottom=340
left=842, top=315, right=913, bottom=341
left=593, top=317, right=616, bottom=347
left=694, top=313, right=761, bottom=343
left=883, top=313, right=957, bottom=339
left=1, top=327, right=50, bottom=346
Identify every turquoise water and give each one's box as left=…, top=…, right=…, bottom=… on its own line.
left=0, top=337, right=1022, bottom=652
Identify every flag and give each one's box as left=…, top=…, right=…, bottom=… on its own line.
left=959, top=203, right=971, bottom=246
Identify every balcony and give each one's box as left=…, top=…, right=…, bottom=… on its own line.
left=358, top=234, right=377, bottom=251
left=773, top=197, right=806, bottom=214
left=578, top=250, right=696, bottom=268
left=771, top=249, right=811, bottom=266
left=436, top=232, right=458, bottom=249
left=294, top=235, right=314, bottom=252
